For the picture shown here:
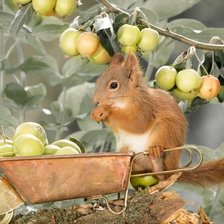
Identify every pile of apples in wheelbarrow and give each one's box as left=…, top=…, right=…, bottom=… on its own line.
left=0, top=122, right=83, bottom=157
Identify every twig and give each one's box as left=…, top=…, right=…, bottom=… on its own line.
left=99, top=0, right=224, bottom=51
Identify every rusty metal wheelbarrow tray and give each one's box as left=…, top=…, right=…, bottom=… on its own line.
left=0, top=152, right=134, bottom=216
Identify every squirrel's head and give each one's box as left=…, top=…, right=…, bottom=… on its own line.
left=92, top=53, right=145, bottom=108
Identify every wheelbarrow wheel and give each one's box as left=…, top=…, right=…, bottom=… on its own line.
left=0, top=211, right=13, bottom=224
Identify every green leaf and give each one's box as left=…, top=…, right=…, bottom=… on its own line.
left=20, top=32, right=47, bottom=55
left=0, top=105, right=18, bottom=128
left=58, top=82, right=95, bottom=117
left=7, top=56, right=59, bottom=75
left=9, top=3, right=33, bottom=37
left=170, top=26, right=224, bottom=43
left=4, top=82, right=27, bottom=105
left=109, top=0, right=137, bottom=9
left=77, top=113, right=102, bottom=131
left=0, top=11, right=14, bottom=28
left=69, top=136, right=85, bottom=153
left=50, top=101, right=74, bottom=124
left=24, top=83, right=47, bottom=109
left=62, top=56, right=84, bottom=77
left=80, top=129, right=114, bottom=152
left=59, top=57, right=106, bottom=87
left=168, top=18, right=206, bottom=31
left=33, top=24, right=68, bottom=41
left=138, top=0, right=202, bottom=20
left=139, top=8, right=158, bottom=25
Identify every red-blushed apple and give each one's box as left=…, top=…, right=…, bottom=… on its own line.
left=198, top=75, right=221, bottom=100
left=76, top=32, right=100, bottom=57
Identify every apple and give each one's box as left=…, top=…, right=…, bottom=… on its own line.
left=138, top=28, right=160, bottom=51
left=198, top=75, right=221, bottom=100
left=0, top=144, right=14, bottom=157
left=155, top=66, right=177, bottom=90
left=89, top=44, right=111, bottom=64
left=15, top=0, right=31, bottom=5
left=44, top=144, right=60, bottom=155
left=121, top=45, right=138, bottom=54
left=52, top=139, right=81, bottom=153
left=176, top=69, right=202, bottom=93
left=130, top=175, right=159, bottom=190
left=76, top=32, right=100, bottom=57
left=117, top=24, right=141, bottom=46
left=55, top=0, right=76, bottom=17
left=172, top=88, right=197, bottom=101
left=32, top=0, right=56, bottom=16
left=13, top=122, right=48, bottom=145
left=55, top=146, right=79, bottom=155
left=59, top=28, right=82, bottom=56
left=13, top=134, right=44, bottom=156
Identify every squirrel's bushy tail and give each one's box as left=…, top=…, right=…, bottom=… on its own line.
left=177, top=159, right=224, bottom=187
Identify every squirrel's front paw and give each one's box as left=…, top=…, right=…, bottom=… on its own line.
left=148, top=146, right=164, bottom=159
left=90, top=106, right=109, bottom=122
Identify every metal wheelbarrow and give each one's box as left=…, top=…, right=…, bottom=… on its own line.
left=0, top=145, right=202, bottom=223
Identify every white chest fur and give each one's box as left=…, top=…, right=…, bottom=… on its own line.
left=115, top=130, right=150, bottom=153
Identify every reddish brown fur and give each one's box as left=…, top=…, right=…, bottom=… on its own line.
left=91, top=53, right=224, bottom=187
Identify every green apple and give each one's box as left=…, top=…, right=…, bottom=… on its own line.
left=15, top=0, right=31, bottom=5
left=52, top=139, right=81, bottom=153
left=172, top=88, right=197, bottom=101
left=32, top=0, right=56, bottom=16
left=130, top=175, right=159, bottom=190
left=55, top=0, right=76, bottom=17
left=44, top=144, right=60, bottom=155
left=13, top=122, right=48, bottom=145
left=117, top=24, right=141, bottom=46
left=121, top=45, right=138, bottom=54
left=55, top=146, right=79, bottom=155
left=13, top=134, right=44, bottom=156
left=176, top=69, right=202, bottom=93
left=155, top=66, right=177, bottom=90
left=138, top=28, right=160, bottom=51
left=0, top=144, right=14, bottom=157
left=89, top=44, right=111, bottom=65
left=59, top=28, right=82, bottom=56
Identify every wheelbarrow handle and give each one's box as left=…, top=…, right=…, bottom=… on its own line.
left=131, top=144, right=203, bottom=177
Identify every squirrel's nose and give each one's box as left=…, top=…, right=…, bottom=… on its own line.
left=92, top=95, right=100, bottom=106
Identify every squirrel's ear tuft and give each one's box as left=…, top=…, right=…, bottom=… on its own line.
left=110, top=53, right=124, bottom=65
left=124, top=54, right=143, bottom=87
left=124, top=54, right=139, bottom=68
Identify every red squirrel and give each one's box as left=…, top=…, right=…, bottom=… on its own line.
left=90, top=53, right=224, bottom=187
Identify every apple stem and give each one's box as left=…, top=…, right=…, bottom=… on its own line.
left=191, top=47, right=209, bottom=76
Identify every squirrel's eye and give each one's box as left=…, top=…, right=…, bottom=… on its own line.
left=109, top=81, right=118, bottom=90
